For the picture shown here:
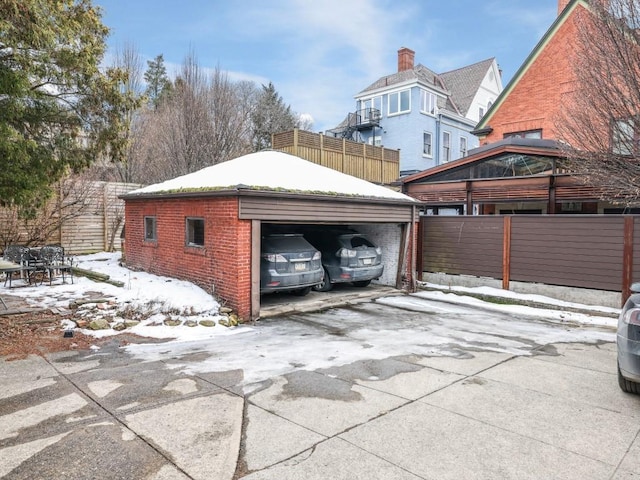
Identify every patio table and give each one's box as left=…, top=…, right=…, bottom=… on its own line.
left=0, top=259, right=35, bottom=288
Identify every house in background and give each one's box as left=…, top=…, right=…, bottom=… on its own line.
left=403, top=0, right=638, bottom=215
left=328, top=47, right=503, bottom=176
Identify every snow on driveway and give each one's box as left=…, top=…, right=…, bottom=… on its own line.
left=123, top=294, right=616, bottom=388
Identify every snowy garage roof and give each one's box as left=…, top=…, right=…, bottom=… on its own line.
left=127, top=151, right=415, bottom=202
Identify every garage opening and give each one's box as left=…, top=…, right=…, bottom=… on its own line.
left=258, top=222, right=406, bottom=314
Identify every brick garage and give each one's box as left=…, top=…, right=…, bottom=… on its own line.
left=122, top=152, right=418, bottom=321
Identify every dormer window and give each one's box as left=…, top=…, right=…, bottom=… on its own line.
left=388, top=89, right=410, bottom=116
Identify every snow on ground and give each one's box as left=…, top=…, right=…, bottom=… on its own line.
left=10, top=252, right=224, bottom=339
left=420, top=281, right=621, bottom=316
left=3, top=251, right=621, bottom=387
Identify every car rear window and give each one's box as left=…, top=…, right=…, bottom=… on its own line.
left=346, top=235, right=375, bottom=248
left=263, top=235, right=315, bottom=252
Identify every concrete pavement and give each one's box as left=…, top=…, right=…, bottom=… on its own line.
left=1, top=297, right=639, bottom=479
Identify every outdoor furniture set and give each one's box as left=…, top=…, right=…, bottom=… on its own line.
left=1, top=245, right=74, bottom=288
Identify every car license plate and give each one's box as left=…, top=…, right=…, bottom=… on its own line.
left=363, top=258, right=372, bottom=265
left=294, top=262, right=307, bottom=271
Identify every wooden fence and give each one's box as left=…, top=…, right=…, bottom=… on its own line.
left=420, top=215, right=640, bottom=303
left=272, top=129, right=400, bottom=185
left=0, top=181, right=140, bottom=255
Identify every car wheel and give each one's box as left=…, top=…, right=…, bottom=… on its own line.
left=313, top=268, right=333, bottom=292
left=352, top=280, right=371, bottom=287
left=618, top=362, right=640, bottom=394
left=293, top=286, right=311, bottom=296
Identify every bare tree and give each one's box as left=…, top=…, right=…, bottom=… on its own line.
left=556, top=0, right=640, bottom=204
left=132, top=54, right=255, bottom=183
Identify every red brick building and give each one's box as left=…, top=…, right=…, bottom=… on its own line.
left=122, top=151, right=418, bottom=320
left=474, top=0, right=589, bottom=143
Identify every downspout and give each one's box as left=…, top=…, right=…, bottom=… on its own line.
left=435, top=113, right=442, bottom=166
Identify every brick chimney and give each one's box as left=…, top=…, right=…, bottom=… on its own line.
left=558, top=0, right=570, bottom=14
left=398, top=47, right=415, bottom=72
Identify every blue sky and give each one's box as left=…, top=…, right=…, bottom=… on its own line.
left=95, top=0, right=559, bottom=132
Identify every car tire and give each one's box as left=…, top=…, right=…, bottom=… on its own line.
left=618, top=362, right=640, bottom=394
left=293, top=286, right=311, bottom=296
left=352, top=280, right=371, bottom=287
left=313, top=268, right=333, bottom=292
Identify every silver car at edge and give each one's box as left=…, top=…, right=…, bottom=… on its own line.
left=618, top=282, right=640, bottom=394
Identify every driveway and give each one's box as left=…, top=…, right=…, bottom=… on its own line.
left=1, top=293, right=638, bottom=480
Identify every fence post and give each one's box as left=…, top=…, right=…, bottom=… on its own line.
left=622, top=216, right=634, bottom=306
left=502, top=216, right=512, bottom=290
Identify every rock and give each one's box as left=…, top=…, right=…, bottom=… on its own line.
left=229, top=314, right=239, bottom=327
left=124, top=320, right=140, bottom=328
left=88, top=319, right=110, bottom=330
left=184, top=320, right=198, bottom=327
left=199, top=320, right=216, bottom=327
left=219, top=307, right=233, bottom=314
left=112, top=322, right=126, bottom=331
left=75, top=319, right=89, bottom=328
left=218, top=318, right=229, bottom=327
left=164, top=319, right=182, bottom=327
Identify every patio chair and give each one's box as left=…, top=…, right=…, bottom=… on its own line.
left=38, top=245, right=74, bottom=285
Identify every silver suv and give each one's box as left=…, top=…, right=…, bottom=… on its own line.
left=302, top=228, right=383, bottom=292
left=260, top=234, right=323, bottom=296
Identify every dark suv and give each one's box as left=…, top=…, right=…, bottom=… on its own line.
left=301, top=228, right=383, bottom=291
left=260, top=234, right=323, bottom=296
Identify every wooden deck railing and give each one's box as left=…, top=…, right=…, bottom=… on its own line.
left=272, top=129, right=400, bottom=185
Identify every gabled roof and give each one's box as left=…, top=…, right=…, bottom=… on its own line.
left=125, top=151, right=416, bottom=203
left=475, top=0, right=587, bottom=132
left=356, top=57, right=496, bottom=118
left=439, top=58, right=496, bottom=117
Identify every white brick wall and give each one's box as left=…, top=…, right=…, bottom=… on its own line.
left=350, top=223, right=403, bottom=287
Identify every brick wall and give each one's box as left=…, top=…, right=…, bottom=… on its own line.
left=124, top=196, right=252, bottom=319
left=482, top=6, right=585, bottom=143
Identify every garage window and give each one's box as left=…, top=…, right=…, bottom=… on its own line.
left=186, top=217, right=205, bottom=247
left=144, top=216, right=157, bottom=241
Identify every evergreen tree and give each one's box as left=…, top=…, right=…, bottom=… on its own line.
left=0, top=0, right=133, bottom=214
left=251, top=82, right=297, bottom=151
left=144, top=54, right=172, bottom=110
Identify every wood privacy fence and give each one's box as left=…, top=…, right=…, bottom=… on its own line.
left=272, top=129, right=400, bottom=185
left=420, top=215, right=640, bottom=304
left=0, top=181, right=140, bottom=255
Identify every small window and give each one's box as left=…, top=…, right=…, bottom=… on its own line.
left=388, top=89, right=411, bottom=115
left=420, top=89, right=437, bottom=115
left=613, top=118, right=636, bottom=156
left=144, top=216, right=157, bottom=241
left=504, top=129, right=542, bottom=139
left=423, top=132, right=433, bottom=156
left=442, top=132, right=451, bottom=163
left=479, top=107, right=485, bottom=119
left=186, top=217, right=205, bottom=247
left=460, top=137, right=468, bottom=157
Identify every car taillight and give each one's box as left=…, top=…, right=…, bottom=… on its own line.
left=622, top=307, right=640, bottom=326
left=262, top=253, right=288, bottom=263
left=375, top=247, right=382, bottom=255
left=312, top=251, right=321, bottom=260
left=337, top=248, right=357, bottom=258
